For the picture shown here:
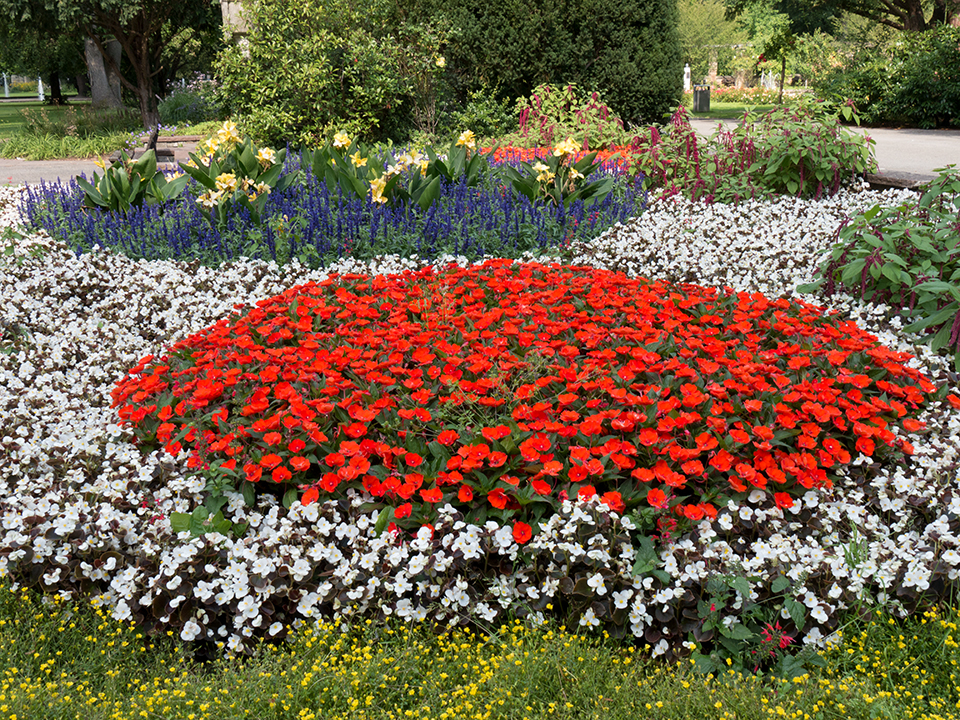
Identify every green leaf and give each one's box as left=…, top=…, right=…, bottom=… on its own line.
left=169, top=512, right=192, bottom=534
left=631, top=534, right=660, bottom=576
left=282, top=488, right=299, bottom=508
left=785, top=598, right=806, bottom=628
left=770, top=576, right=791, bottom=594
left=240, top=480, right=256, bottom=507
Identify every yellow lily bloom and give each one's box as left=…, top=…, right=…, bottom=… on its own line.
left=369, top=176, right=388, bottom=204
left=553, top=136, right=580, bottom=157
left=350, top=152, right=368, bottom=168
left=215, top=172, right=238, bottom=193
left=456, top=130, right=476, bottom=149
left=257, top=147, right=277, bottom=167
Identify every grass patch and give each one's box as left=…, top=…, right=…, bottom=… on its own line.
left=0, top=101, right=141, bottom=158
left=0, top=583, right=957, bottom=720
left=688, top=101, right=780, bottom=120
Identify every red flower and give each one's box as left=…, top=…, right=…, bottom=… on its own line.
left=647, top=488, right=669, bottom=509
left=488, top=488, right=510, bottom=509
left=600, top=491, right=625, bottom=513
left=458, top=485, right=474, bottom=502
left=420, top=487, right=443, bottom=503
left=578, top=485, right=597, bottom=500
left=774, top=492, right=794, bottom=509
left=437, top=429, right=460, bottom=445
left=301, top=487, right=320, bottom=506
left=394, top=503, right=412, bottom=519
left=512, top=521, right=533, bottom=544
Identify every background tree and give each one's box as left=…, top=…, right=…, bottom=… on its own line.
left=0, top=0, right=222, bottom=127
left=0, top=6, right=85, bottom=104
left=728, top=0, right=959, bottom=32
left=678, top=0, right=749, bottom=83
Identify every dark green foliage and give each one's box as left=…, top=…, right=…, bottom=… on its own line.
left=816, top=25, right=960, bottom=128
left=438, top=0, right=683, bottom=127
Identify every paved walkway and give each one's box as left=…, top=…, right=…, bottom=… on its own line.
left=0, top=140, right=199, bottom=187
left=1, top=123, right=957, bottom=187
left=688, top=118, right=960, bottom=183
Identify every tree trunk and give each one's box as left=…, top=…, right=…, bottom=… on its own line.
left=904, top=0, right=928, bottom=31
left=85, top=36, right=123, bottom=109
left=75, top=74, right=87, bottom=98
left=47, top=70, right=65, bottom=105
left=778, top=54, right=785, bottom=105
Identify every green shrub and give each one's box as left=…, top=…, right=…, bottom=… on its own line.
left=159, top=78, right=223, bottom=126
left=434, top=0, right=682, bottom=127
left=801, top=167, right=960, bottom=368
left=443, top=85, right=516, bottom=141
left=816, top=25, right=960, bottom=128
left=505, top=83, right=638, bottom=149
left=633, top=101, right=876, bottom=202
left=215, top=0, right=423, bottom=146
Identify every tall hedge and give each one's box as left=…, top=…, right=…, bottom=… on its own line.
left=440, top=0, right=683, bottom=127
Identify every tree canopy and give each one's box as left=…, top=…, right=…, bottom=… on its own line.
left=0, top=0, right=222, bottom=127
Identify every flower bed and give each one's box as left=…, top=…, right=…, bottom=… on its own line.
left=1, top=182, right=959, bottom=668
left=21, top=148, right=638, bottom=268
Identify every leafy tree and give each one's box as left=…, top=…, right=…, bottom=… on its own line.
left=0, top=0, right=222, bottom=128
left=0, top=18, right=85, bottom=104
left=679, top=0, right=749, bottom=82
left=727, top=0, right=959, bottom=33
left=437, top=0, right=683, bottom=127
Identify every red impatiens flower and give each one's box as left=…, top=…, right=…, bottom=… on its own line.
left=111, top=260, right=936, bottom=544
left=512, top=521, right=533, bottom=544
left=647, top=488, right=669, bottom=509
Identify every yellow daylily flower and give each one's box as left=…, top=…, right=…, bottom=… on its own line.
left=456, top=130, right=476, bottom=149
left=533, top=162, right=555, bottom=183
left=94, top=156, right=107, bottom=171
left=553, top=136, right=580, bottom=157
left=257, top=147, right=277, bottom=167
left=197, top=190, right=223, bottom=209
left=217, top=119, right=241, bottom=148
left=369, top=176, right=388, bottom=204
left=333, top=132, right=351, bottom=149
left=350, top=151, right=368, bottom=168
left=215, top=172, right=238, bottom=193
left=568, top=167, right=584, bottom=181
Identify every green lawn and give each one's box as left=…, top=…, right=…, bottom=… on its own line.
left=688, top=101, right=781, bottom=120
left=0, top=99, right=93, bottom=138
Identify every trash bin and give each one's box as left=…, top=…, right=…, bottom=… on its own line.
left=693, top=85, right=710, bottom=113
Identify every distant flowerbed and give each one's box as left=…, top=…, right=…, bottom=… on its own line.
left=19, top=144, right=639, bottom=270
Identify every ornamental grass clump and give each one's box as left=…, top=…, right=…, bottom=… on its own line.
left=112, top=260, right=934, bottom=539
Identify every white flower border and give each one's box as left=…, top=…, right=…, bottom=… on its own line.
left=0, top=182, right=957, bottom=657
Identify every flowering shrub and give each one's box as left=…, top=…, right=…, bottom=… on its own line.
left=507, top=83, right=639, bottom=150
left=180, top=121, right=294, bottom=227
left=634, top=104, right=876, bottom=202
left=111, top=260, right=934, bottom=545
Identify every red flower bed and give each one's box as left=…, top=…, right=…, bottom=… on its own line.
left=486, top=145, right=635, bottom=173
left=111, top=261, right=935, bottom=539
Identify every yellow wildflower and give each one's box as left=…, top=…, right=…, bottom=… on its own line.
left=350, top=151, right=368, bottom=168
left=435, top=56, right=446, bottom=69
left=215, top=172, right=238, bottom=193
left=456, top=130, right=476, bottom=149
left=257, top=147, right=277, bottom=167
left=333, top=132, right=351, bottom=149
